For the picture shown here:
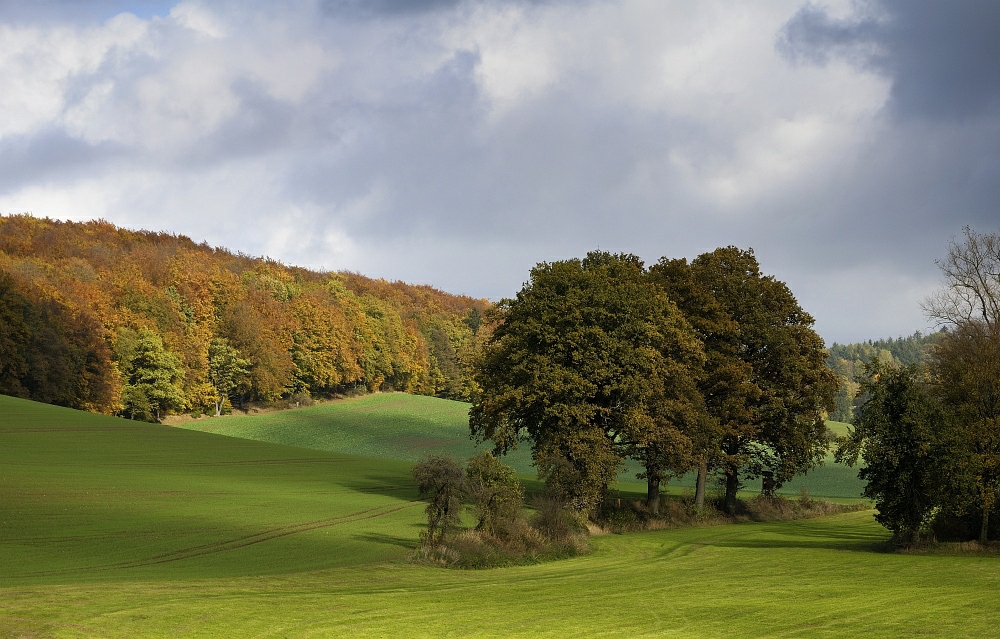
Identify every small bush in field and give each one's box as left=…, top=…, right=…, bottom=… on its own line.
left=412, top=455, right=466, bottom=546
left=466, top=451, right=525, bottom=537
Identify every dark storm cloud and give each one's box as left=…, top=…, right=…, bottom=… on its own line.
left=779, top=0, right=1000, bottom=121
left=771, top=1, right=1000, bottom=318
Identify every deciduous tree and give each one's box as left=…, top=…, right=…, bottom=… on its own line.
left=465, top=451, right=524, bottom=537
left=115, top=327, right=186, bottom=422
left=686, top=247, right=837, bottom=514
left=470, top=252, right=703, bottom=514
left=207, top=338, right=251, bottom=417
left=837, top=360, right=956, bottom=545
left=923, top=227, right=1000, bottom=542
left=929, top=321, right=1000, bottom=542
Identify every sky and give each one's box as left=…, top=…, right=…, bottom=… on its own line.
left=0, top=0, right=997, bottom=345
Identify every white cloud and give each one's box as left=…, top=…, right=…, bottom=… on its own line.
left=0, top=0, right=993, bottom=343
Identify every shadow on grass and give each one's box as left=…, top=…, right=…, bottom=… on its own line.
left=342, top=474, right=419, bottom=500
left=353, top=532, right=417, bottom=551
left=708, top=517, right=887, bottom=553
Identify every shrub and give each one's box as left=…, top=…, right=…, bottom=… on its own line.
left=412, top=455, right=467, bottom=546
left=465, top=451, right=525, bottom=538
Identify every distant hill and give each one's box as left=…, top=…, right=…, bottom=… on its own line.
left=826, top=330, right=946, bottom=422
left=0, top=215, right=488, bottom=419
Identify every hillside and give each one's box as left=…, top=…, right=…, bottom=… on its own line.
left=179, top=392, right=534, bottom=473
left=3, top=395, right=997, bottom=637
left=0, top=214, right=488, bottom=420
left=0, top=394, right=425, bottom=584
left=826, top=331, right=945, bottom=422
left=177, top=393, right=867, bottom=500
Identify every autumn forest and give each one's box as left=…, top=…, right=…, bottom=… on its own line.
left=0, top=214, right=487, bottom=420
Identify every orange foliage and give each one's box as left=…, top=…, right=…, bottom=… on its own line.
left=0, top=214, right=489, bottom=416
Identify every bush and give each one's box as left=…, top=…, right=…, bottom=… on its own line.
left=466, top=451, right=525, bottom=538
left=412, top=455, right=467, bottom=546
left=411, top=455, right=589, bottom=569
left=530, top=494, right=586, bottom=541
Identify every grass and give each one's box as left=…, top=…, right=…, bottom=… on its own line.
left=178, top=394, right=867, bottom=500
left=178, top=393, right=536, bottom=472
left=2, top=395, right=998, bottom=637
left=0, top=395, right=424, bottom=585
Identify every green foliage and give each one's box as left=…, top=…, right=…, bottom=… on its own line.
left=471, top=251, right=703, bottom=513
left=465, top=451, right=525, bottom=537
left=685, top=247, right=838, bottom=513
left=412, top=455, right=467, bottom=546
left=826, top=331, right=945, bottom=422
left=207, top=337, right=251, bottom=416
left=837, top=360, right=955, bottom=544
left=929, top=322, right=1000, bottom=542
left=114, top=327, right=187, bottom=421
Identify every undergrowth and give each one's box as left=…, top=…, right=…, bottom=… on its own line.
left=412, top=495, right=589, bottom=569
left=593, top=490, right=868, bottom=534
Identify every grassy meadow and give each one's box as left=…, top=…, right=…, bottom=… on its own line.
left=6, top=395, right=996, bottom=637
left=177, top=395, right=866, bottom=500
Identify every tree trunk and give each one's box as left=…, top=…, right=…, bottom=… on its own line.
left=981, top=509, right=990, bottom=545
left=695, top=460, right=707, bottom=510
left=724, top=471, right=739, bottom=515
left=646, top=476, right=661, bottom=516
left=215, top=398, right=222, bottom=417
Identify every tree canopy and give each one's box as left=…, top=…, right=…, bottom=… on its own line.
left=0, top=215, right=488, bottom=420
left=681, top=247, right=837, bottom=513
left=470, top=247, right=833, bottom=516
left=470, top=252, right=704, bottom=513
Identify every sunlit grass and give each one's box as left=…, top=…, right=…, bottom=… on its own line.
left=2, top=396, right=995, bottom=637
left=176, top=394, right=867, bottom=500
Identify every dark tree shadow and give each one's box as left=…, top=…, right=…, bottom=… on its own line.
left=353, top=532, right=418, bottom=550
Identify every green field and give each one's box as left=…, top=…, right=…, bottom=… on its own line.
left=177, top=394, right=867, bottom=500
left=8, top=395, right=995, bottom=638
left=178, top=393, right=536, bottom=473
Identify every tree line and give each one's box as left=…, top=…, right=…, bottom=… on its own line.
left=0, top=215, right=487, bottom=419
left=826, top=330, right=945, bottom=423
left=839, top=227, right=1000, bottom=545
left=469, top=247, right=838, bottom=517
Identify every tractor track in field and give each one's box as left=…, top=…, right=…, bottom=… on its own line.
left=11, top=501, right=421, bottom=578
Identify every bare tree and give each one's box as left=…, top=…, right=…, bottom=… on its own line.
left=924, top=227, right=1000, bottom=543
left=923, top=227, right=1000, bottom=330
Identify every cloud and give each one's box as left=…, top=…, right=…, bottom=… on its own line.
left=779, top=0, right=1000, bottom=121
left=0, top=0, right=996, bottom=344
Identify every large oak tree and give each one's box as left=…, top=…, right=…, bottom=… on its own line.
left=470, top=252, right=704, bottom=514
left=684, top=247, right=837, bottom=514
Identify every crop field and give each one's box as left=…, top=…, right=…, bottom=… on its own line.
left=178, top=394, right=866, bottom=500
left=7, top=395, right=994, bottom=638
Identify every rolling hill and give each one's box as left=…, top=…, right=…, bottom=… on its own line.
left=176, top=393, right=867, bottom=500
left=4, top=394, right=999, bottom=638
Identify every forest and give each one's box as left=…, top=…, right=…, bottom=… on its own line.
left=826, top=331, right=945, bottom=422
left=0, top=215, right=487, bottom=420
